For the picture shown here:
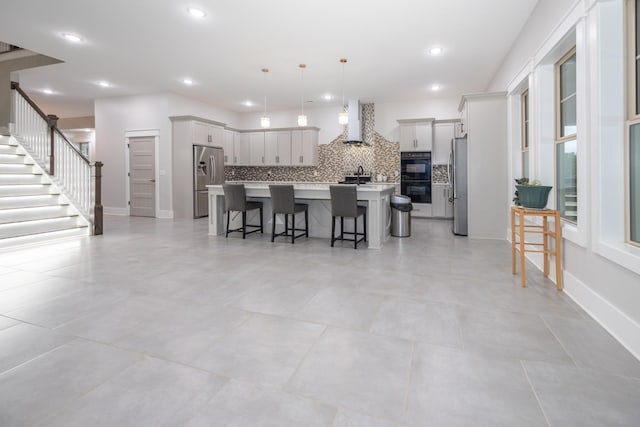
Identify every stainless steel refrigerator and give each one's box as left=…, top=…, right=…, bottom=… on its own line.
left=193, top=145, right=224, bottom=218
left=448, top=137, right=468, bottom=235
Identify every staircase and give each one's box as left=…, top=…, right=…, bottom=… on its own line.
left=0, top=136, right=90, bottom=247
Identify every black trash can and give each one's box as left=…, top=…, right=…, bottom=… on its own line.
left=391, top=195, right=413, bottom=237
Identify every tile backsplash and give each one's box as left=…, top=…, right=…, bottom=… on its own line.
left=225, top=103, right=401, bottom=183
left=432, top=165, right=449, bottom=184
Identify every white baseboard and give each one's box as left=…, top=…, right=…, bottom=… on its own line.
left=104, top=207, right=128, bottom=216
left=157, top=210, right=174, bottom=219
left=563, top=271, right=640, bottom=361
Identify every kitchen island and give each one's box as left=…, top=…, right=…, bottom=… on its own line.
left=207, top=182, right=396, bottom=249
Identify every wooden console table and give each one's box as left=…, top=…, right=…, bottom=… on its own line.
left=511, top=206, right=563, bottom=290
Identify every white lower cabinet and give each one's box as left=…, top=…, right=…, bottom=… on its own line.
left=411, top=203, right=432, bottom=218
left=432, top=184, right=453, bottom=218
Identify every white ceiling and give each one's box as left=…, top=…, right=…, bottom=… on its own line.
left=0, top=0, right=538, bottom=118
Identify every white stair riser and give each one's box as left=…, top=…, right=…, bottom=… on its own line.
left=0, top=226, right=89, bottom=249
left=0, top=216, right=82, bottom=239
left=0, top=195, right=62, bottom=209
left=0, top=154, right=31, bottom=164
left=0, top=145, right=18, bottom=154
left=0, top=206, right=71, bottom=224
left=0, top=184, right=56, bottom=196
left=0, top=174, right=44, bottom=184
left=0, top=164, right=37, bottom=174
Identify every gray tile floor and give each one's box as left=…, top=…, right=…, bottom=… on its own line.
left=1, top=216, right=639, bottom=426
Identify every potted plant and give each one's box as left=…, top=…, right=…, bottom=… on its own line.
left=513, top=178, right=552, bottom=209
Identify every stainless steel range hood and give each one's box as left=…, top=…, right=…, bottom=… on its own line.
left=343, top=100, right=369, bottom=145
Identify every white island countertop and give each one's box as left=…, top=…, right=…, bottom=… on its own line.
left=207, top=182, right=396, bottom=249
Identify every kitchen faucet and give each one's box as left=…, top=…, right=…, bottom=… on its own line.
left=356, top=165, right=364, bottom=185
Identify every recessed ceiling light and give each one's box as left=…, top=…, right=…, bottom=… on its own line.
left=428, top=47, right=443, bottom=56
left=97, top=81, right=111, bottom=88
left=323, top=94, right=332, bottom=101
left=61, top=33, right=83, bottom=43
left=187, top=7, right=206, bottom=18
left=42, top=89, right=54, bottom=95
left=243, top=101, right=254, bottom=107
left=431, top=84, right=441, bottom=91
left=183, top=78, right=194, bottom=85
left=83, top=128, right=92, bottom=132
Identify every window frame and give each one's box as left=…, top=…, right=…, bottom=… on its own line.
left=555, top=46, right=578, bottom=224
left=521, top=89, right=530, bottom=179
left=627, top=0, right=640, bottom=247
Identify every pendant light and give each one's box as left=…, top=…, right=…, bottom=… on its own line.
left=260, top=68, right=270, bottom=128
left=338, top=58, right=349, bottom=125
left=298, top=64, right=308, bottom=127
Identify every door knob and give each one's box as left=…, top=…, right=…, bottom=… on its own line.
left=149, top=179, right=156, bottom=183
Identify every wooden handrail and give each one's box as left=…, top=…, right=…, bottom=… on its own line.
left=11, top=82, right=50, bottom=123
left=53, top=127, right=91, bottom=165
left=12, top=82, right=91, bottom=165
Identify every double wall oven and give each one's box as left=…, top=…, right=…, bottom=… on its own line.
left=401, top=151, right=431, bottom=204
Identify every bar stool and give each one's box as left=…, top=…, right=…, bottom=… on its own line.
left=329, top=185, right=367, bottom=249
left=269, top=184, right=308, bottom=244
left=222, top=183, right=263, bottom=239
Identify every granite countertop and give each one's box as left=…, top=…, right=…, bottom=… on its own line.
left=213, top=181, right=397, bottom=191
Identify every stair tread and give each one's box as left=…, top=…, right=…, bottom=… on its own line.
left=0, top=203, right=68, bottom=210
left=0, top=214, right=79, bottom=225
left=0, top=224, right=88, bottom=241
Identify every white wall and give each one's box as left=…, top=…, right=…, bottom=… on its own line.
left=494, top=0, right=640, bottom=358
left=375, top=97, right=460, bottom=142
left=237, top=105, right=343, bottom=145
left=236, top=97, right=461, bottom=145
left=95, top=93, right=170, bottom=215
left=488, top=0, right=578, bottom=91
left=95, top=92, right=239, bottom=217
left=167, top=93, right=240, bottom=128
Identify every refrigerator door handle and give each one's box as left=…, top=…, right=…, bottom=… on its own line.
left=210, top=155, right=216, bottom=185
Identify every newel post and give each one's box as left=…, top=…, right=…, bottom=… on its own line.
left=92, top=161, right=104, bottom=235
left=46, top=114, right=58, bottom=175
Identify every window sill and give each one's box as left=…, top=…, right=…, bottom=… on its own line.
left=594, top=241, right=640, bottom=276
left=561, top=221, right=587, bottom=248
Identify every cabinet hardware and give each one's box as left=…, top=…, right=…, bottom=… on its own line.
left=300, top=155, right=303, bottom=163
left=224, top=155, right=228, bottom=163
left=234, top=156, right=237, bottom=163
left=262, top=156, right=264, bottom=164
left=276, top=156, right=279, bottom=163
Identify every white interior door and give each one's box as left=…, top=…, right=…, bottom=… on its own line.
left=129, top=137, right=156, bottom=217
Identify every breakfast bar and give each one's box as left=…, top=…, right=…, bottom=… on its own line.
left=207, top=182, right=396, bottom=249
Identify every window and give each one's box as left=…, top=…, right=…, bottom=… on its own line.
left=521, top=90, right=529, bottom=179
left=629, top=0, right=640, bottom=245
left=556, top=48, right=577, bottom=222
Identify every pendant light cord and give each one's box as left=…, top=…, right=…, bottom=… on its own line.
left=299, top=64, right=307, bottom=116
left=340, top=58, right=347, bottom=112
left=262, top=68, right=268, bottom=117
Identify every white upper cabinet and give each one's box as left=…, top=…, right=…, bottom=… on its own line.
left=193, top=121, right=223, bottom=146
left=193, top=122, right=210, bottom=145
left=248, top=132, right=265, bottom=166
left=398, top=119, right=433, bottom=152
left=291, top=130, right=318, bottom=166
left=222, top=130, right=235, bottom=165
left=236, top=133, right=250, bottom=165
left=433, top=121, right=458, bottom=165
left=210, top=126, right=223, bottom=145
left=265, top=131, right=292, bottom=165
